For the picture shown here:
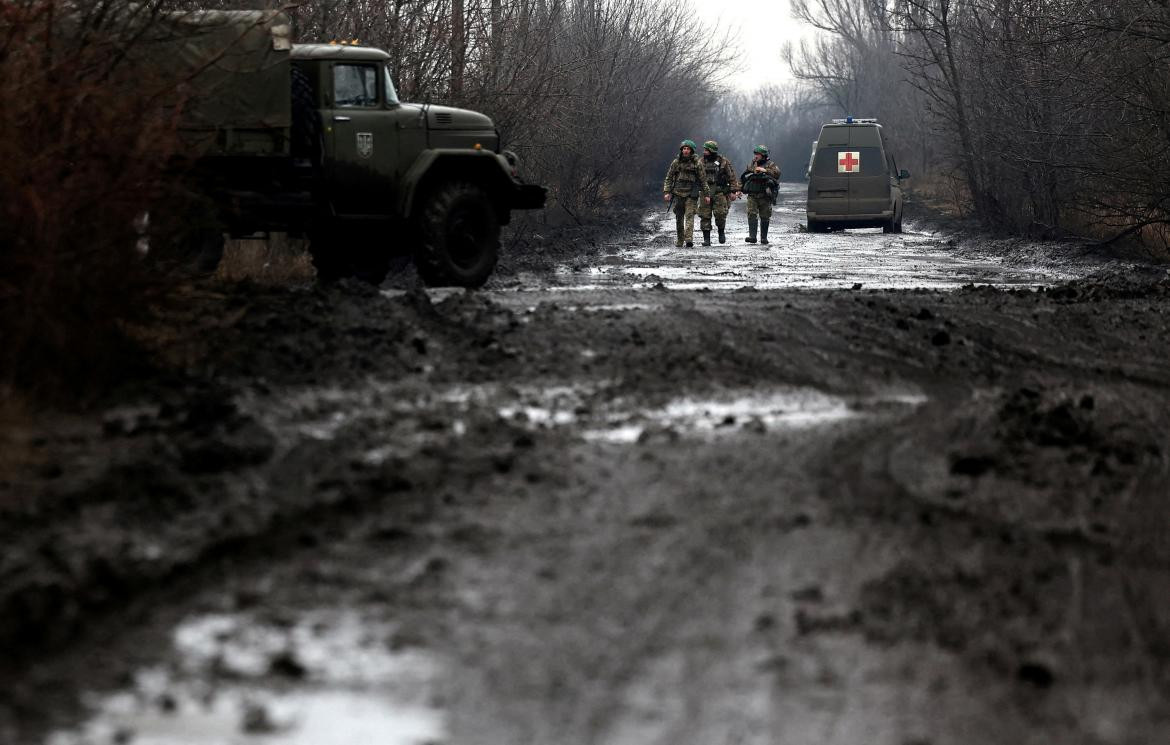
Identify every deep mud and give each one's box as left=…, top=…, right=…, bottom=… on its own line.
left=2, top=190, right=1170, bottom=744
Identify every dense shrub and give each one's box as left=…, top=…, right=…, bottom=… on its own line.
left=0, top=1, right=191, bottom=400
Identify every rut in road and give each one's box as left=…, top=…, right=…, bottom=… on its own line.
left=6, top=203, right=1170, bottom=745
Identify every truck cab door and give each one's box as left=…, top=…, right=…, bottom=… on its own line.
left=324, top=62, right=407, bottom=217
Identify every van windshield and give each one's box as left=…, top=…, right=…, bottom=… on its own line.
left=812, top=147, right=885, bottom=177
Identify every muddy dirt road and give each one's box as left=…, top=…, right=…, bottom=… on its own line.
left=3, top=185, right=1170, bottom=745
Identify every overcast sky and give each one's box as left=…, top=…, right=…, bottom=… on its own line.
left=693, top=2, right=816, bottom=91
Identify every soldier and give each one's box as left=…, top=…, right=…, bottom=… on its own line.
left=739, top=145, right=781, bottom=245
left=697, top=140, right=739, bottom=245
left=662, top=139, right=711, bottom=247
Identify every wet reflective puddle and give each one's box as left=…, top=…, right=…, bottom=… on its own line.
left=48, top=612, right=445, bottom=745
left=548, top=183, right=1080, bottom=292
left=499, top=386, right=927, bottom=443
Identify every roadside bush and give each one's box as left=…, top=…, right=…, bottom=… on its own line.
left=0, top=1, right=185, bottom=401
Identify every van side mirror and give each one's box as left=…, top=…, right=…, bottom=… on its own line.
left=899, top=169, right=911, bottom=180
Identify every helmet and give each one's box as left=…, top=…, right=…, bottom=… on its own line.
left=703, top=140, right=718, bottom=153
left=680, top=139, right=697, bottom=152
left=753, top=145, right=769, bottom=155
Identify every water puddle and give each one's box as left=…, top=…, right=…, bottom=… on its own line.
left=549, top=183, right=1079, bottom=291
left=48, top=612, right=445, bottom=745
left=242, top=380, right=925, bottom=470
left=495, top=386, right=927, bottom=443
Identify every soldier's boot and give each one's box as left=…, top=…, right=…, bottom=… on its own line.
left=716, top=220, right=726, bottom=244
left=760, top=220, right=770, bottom=245
left=675, top=213, right=684, bottom=247
left=745, top=216, right=758, bottom=243
left=701, top=230, right=712, bottom=246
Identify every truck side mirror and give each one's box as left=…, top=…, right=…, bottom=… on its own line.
left=899, top=169, right=911, bottom=180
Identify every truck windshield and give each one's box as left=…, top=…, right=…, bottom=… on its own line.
left=384, top=65, right=400, bottom=105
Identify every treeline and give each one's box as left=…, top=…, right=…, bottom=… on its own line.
left=698, top=85, right=826, bottom=183
left=285, top=0, right=728, bottom=216
left=790, top=0, right=1170, bottom=247
left=0, top=0, right=727, bottom=397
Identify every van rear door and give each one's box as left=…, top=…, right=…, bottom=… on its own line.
left=807, top=126, right=849, bottom=216
left=848, top=126, right=890, bottom=217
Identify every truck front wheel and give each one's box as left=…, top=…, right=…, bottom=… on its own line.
left=415, top=182, right=500, bottom=288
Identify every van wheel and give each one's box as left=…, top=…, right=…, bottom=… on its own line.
left=808, top=219, right=828, bottom=234
left=415, top=182, right=499, bottom=288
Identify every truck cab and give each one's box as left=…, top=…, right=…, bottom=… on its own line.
left=167, top=12, right=545, bottom=287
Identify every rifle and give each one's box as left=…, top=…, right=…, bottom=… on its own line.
left=666, top=194, right=675, bottom=212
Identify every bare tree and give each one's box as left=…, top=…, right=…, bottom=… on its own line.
left=290, top=0, right=730, bottom=214
left=787, top=0, right=1170, bottom=247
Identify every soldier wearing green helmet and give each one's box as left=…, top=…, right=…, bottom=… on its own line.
left=740, top=144, right=782, bottom=245
left=697, top=140, right=740, bottom=245
left=662, top=139, right=712, bottom=247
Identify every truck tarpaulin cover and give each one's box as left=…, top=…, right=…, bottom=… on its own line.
left=139, top=11, right=292, bottom=155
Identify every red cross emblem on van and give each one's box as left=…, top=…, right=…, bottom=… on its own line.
left=838, top=151, right=861, bottom=174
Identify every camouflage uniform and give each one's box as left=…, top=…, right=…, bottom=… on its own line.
left=740, top=147, right=781, bottom=244
left=697, top=141, right=739, bottom=245
left=662, top=140, right=711, bottom=247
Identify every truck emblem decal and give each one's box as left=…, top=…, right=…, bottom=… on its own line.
left=838, top=151, right=861, bottom=173
left=357, top=132, right=374, bottom=159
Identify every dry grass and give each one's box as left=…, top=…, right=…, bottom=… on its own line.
left=910, top=174, right=972, bottom=219
left=216, top=234, right=316, bottom=284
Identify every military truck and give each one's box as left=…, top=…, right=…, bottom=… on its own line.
left=147, top=10, right=545, bottom=286
left=805, top=118, right=909, bottom=235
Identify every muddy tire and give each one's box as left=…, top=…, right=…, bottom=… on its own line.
left=808, top=219, right=828, bottom=234
left=145, top=196, right=226, bottom=278
left=415, top=182, right=499, bottom=288
left=351, top=243, right=391, bottom=285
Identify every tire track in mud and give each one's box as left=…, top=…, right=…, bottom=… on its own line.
left=3, top=244, right=1169, bottom=743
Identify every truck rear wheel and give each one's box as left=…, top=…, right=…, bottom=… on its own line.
left=415, top=182, right=499, bottom=288
left=308, top=231, right=347, bottom=283
left=309, top=227, right=390, bottom=285
left=144, top=194, right=225, bottom=278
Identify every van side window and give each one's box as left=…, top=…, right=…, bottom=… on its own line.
left=333, top=64, right=378, bottom=107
